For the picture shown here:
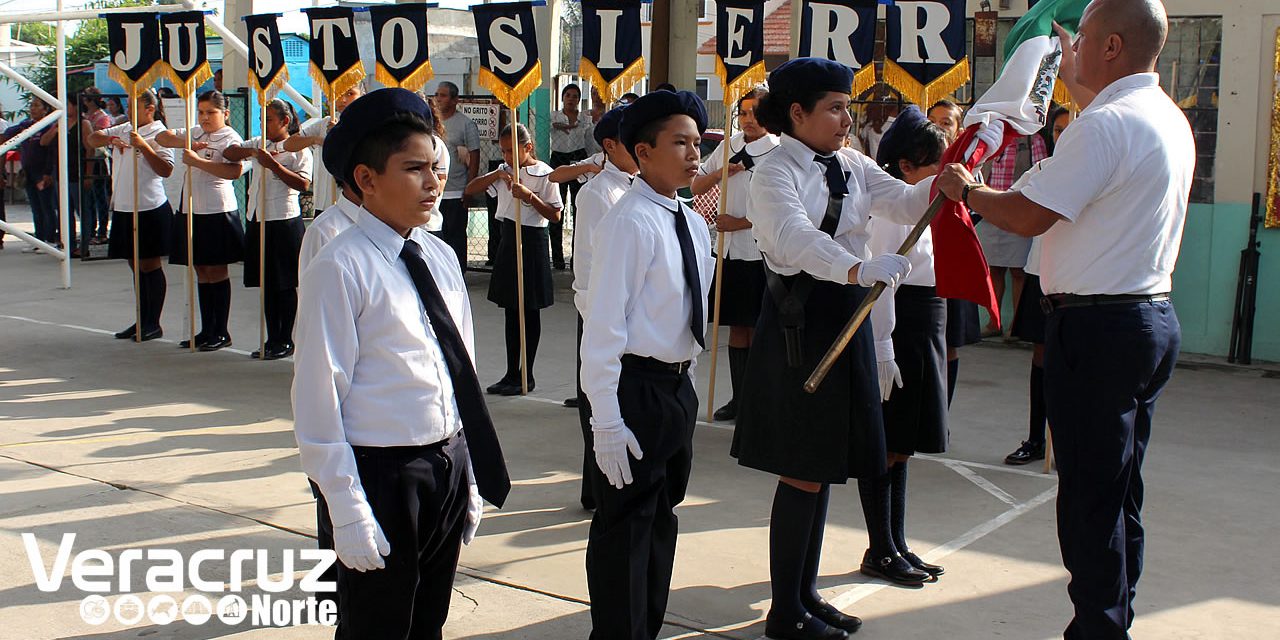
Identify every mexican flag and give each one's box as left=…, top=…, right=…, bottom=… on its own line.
left=929, top=0, right=1089, bottom=326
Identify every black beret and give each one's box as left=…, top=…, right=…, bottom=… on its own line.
left=323, top=87, right=435, bottom=187
left=767, top=57, right=854, bottom=96
left=618, top=90, right=707, bottom=151
left=875, top=105, right=930, bottom=168
left=593, top=106, right=627, bottom=146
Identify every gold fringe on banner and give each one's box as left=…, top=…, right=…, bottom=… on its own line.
left=310, top=62, right=367, bottom=105
left=579, top=57, right=646, bottom=105
left=248, top=66, right=290, bottom=106
left=159, top=61, right=213, bottom=98
left=109, top=60, right=167, bottom=97
left=1052, top=78, right=1073, bottom=107
left=375, top=60, right=435, bottom=93
left=852, top=64, right=876, bottom=98
left=478, top=61, right=543, bottom=110
left=716, top=58, right=766, bottom=107
left=882, top=58, right=970, bottom=108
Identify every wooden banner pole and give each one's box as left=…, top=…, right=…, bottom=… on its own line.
left=511, top=105, right=528, bottom=395
left=705, top=119, right=734, bottom=421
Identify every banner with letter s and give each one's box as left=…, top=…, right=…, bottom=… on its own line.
left=472, top=1, right=543, bottom=109
left=369, top=3, right=435, bottom=92
left=243, top=13, right=289, bottom=105
left=798, top=0, right=878, bottom=97
left=579, top=0, right=644, bottom=103
left=884, top=0, right=969, bottom=107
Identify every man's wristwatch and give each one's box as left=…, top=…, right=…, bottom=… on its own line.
left=961, top=182, right=983, bottom=208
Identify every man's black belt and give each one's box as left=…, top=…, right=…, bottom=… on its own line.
left=1041, top=293, right=1170, bottom=314
left=621, top=354, right=692, bottom=375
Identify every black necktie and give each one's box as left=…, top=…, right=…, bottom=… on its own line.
left=814, top=154, right=849, bottom=198
left=729, top=147, right=755, bottom=171
left=400, top=240, right=511, bottom=508
left=670, top=204, right=706, bottom=350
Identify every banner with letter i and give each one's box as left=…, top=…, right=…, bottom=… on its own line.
left=244, top=13, right=289, bottom=105
left=472, top=1, right=543, bottom=109
left=714, top=0, right=766, bottom=106
left=107, top=13, right=163, bottom=94
left=368, top=3, right=435, bottom=92
left=303, top=7, right=365, bottom=104
left=798, top=0, right=878, bottom=97
left=884, top=0, right=969, bottom=107
left=159, top=11, right=212, bottom=94
left=579, top=0, right=645, bottom=103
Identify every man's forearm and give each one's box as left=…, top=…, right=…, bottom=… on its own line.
left=966, top=187, right=1062, bottom=237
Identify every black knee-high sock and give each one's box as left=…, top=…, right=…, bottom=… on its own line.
left=277, top=288, right=297, bottom=345
left=889, top=462, right=910, bottom=555
left=143, top=268, right=166, bottom=329
left=858, top=473, right=897, bottom=557
left=262, top=287, right=279, bottom=346
left=503, top=309, right=519, bottom=380
left=946, top=358, right=959, bottom=406
left=1028, top=363, right=1046, bottom=444
left=524, top=307, right=540, bottom=380
left=133, top=270, right=148, bottom=330
left=197, top=282, right=215, bottom=337
left=212, top=279, right=232, bottom=337
left=800, top=484, right=831, bottom=608
left=770, top=482, right=820, bottom=622
left=727, top=345, right=749, bottom=404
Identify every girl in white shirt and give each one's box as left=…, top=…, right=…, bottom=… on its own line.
left=156, top=90, right=250, bottom=352
left=464, top=123, right=563, bottom=395
left=87, top=90, right=176, bottom=341
left=224, top=99, right=312, bottom=360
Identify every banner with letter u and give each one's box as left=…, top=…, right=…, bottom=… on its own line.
left=798, top=0, right=878, bottom=97
left=884, top=0, right=969, bottom=107
left=472, top=1, right=543, bottom=109
left=107, top=13, right=163, bottom=96
left=158, top=11, right=212, bottom=95
left=579, top=0, right=644, bottom=103
left=303, top=6, right=365, bottom=102
left=244, top=13, right=289, bottom=105
left=714, top=0, right=766, bottom=106
left=368, top=3, right=435, bottom=92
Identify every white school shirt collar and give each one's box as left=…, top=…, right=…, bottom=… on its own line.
left=630, top=175, right=683, bottom=212
left=335, top=195, right=362, bottom=225
left=356, top=206, right=422, bottom=267
left=776, top=133, right=832, bottom=169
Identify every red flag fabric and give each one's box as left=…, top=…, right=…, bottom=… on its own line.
left=928, top=123, right=1021, bottom=328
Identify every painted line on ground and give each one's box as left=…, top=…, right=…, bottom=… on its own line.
left=943, top=460, right=1019, bottom=506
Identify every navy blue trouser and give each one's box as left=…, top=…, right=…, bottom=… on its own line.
left=1043, top=300, right=1180, bottom=640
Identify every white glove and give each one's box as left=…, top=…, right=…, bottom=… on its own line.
left=333, top=515, right=390, bottom=572
left=877, top=359, right=903, bottom=401
left=462, top=474, right=483, bottom=545
left=593, top=423, right=644, bottom=489
left=856, top=254, right=912, bottom=288
left=965, top=120, right=1006, bottom=166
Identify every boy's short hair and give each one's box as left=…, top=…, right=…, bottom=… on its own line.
left=618, top=90, right=707, bottom=162
left=347, top=113, right=435, bottom=197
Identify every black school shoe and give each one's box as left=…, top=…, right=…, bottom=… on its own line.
left=713, top=398, right=737, bottom=421
left=901, top=550, right=945, bottom=577
left=114, top=325, right=162, bottom=341
left=198, top=335, right=232, bottom=352
left=178, top=333, right=209, bottom=349
left=807, top=600, right=862, bottom=634
left=860, top=550, right=929, bottom=587
left=499, top=378, right=534, bottom=396
left=1004, top=440, right=1046, bottom=465
left=252, top=342, right=294, bottom=361
left=765, top=612, right=848, bottom=640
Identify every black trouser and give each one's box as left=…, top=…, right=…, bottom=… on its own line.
left=1044, top=301, right=1180, bottom=640
left=550, top=149, right=586, bottom=267
left=317, top=436, right=470, bottom=640
left=263, top=287, right=297, bottom=347
left=576, top=314, right=594, bottom=506
left=439, top=198, right=469, bottom=273
left=586, top=359, right=697, bottom=640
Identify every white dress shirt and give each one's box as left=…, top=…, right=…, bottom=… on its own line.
left=174, top=125, right=249, bottom=214
left=243, top=136, right=312, bottom=222
left=1021, top=73, right=1194, bottom=296
left=748, top=134, right=933, bottom=284
left=488, top=160, right=563, bottom=228
left=423, top=134, right=451, bottom=233
left=574, top=152, right=606, bottom=184
left=572, top=159, right=633, bottom=315
left=581, top=178, right=714, bottom=432
left=299, top=195, right=362, bottom=274
left=551, top=110, right=590, bottom=153
left=103, top=121, right=174, bottom=212
left=292, top=210, right=474, bottom=528
left=699, top=132, right=779, bottom=261
left=299, top=117, right=338, bottom=209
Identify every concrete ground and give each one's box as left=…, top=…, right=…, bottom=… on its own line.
left=1, top=208, right=1277, bottom=639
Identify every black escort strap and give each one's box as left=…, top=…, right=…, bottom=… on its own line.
left=763, top=192, right=844, bottom=367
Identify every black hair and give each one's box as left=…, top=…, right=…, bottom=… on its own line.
left=1044, top=103, right=1072, bottom=154
left=437, top=81, right=460, bottom=99
left=755, top=85, right=829, bottom=136
left=138, top=90, right=167, bottom=127
left=500, top=123, right=536, bottom=161
left=197, top=90, right=228, bottom=111
left=879, top=122, right=947, bottom=180
left=157, top=87, right=178, bottom=98
left=561, top=83, right=581, bottom=97
left=266, top=98, right=301, bottom=135
left=928, top=99, right=961, bottom=117
left=618, top=92, right=640, bottom=105
left=652, top=83, right=676, bottom=93
left=625, top=114, right=686, bottom=163
left=348, top=112, right=435, bottom=198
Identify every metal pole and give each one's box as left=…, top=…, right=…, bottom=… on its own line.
left=704, top=120, right=733, bottom=421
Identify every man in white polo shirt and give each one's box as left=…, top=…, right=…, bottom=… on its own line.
left=937, top=1, right=1193, bottom=638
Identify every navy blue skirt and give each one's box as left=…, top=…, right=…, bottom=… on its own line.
left=1012, top=274, right=1047, bottom=344
left=882, top=285, right=948, bottom=455
left=108, top=203, right=173, bottom=260
left=709, top=257, right=766, bottom=328
left=169, top=211, right=245, bottom=266
left=486, top=220, right=555, bottom=310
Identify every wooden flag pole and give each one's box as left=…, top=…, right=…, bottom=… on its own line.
left=131, top=94, right=142, bottom=343
left=185, top=91, right=196, bottom=351
left=804, top=194, right=945, bottom=394
left=511, top=105, right=528, bottom=395
left=257, top=103, right=268, bottom=359
left=1043, top=424, right=1055, bottom=474
left=704, top=120, right=734, bottom=421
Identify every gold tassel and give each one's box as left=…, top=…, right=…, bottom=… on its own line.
left=579, top=58, right=612, bottom=103
left=396, top=60, right=434, bottom=93
left=609, top=57, right=646, bottom=102
left=478, top=61, right=543, bottom=110
left=375, top=62, right=400, bottom=88
left=313, top=62, right=367, bottom=102
left=248, top=66, right=291, bottom=105
left=922, top=57, right=969, bottom=109
left=852, top=64, right=875, bottom=98
left=1052, top=78, right=1073, bottom=107
left=882, top=59, right=925, bottom=106
left=719, top=59, right=766, bottom=107
left=160, top=62, right=213, bottom=97
left=108, top=65, right=135, bottom=95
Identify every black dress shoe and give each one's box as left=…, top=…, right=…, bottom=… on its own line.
left=486, top=379, right=517, bottom=395
left=860, top=550, right=929, bottom=587
left=198, top=335, right=232, bottom=352
left=806, top=600, right=862, bottom=634
left=114, top=324, right=138, bottom=339
left=901, top=550, right=945, bottom=577
left=765, top=612, right=848, bottom=640
left=563, top=397, right=579, bottom=408
left=139, top=326, right=163, bottom=341
left=713, top=398, right=737, bottom=421
left=253, top=343, right=292, bottom=360
left=1004, top=440, right=1046, bottom=465
left=179, top=333, right=209, bottom=349
left=499, top=379, right=534, bottom=396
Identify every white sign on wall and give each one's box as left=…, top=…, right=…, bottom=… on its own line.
left=459, top=100, right=500, bottom=140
